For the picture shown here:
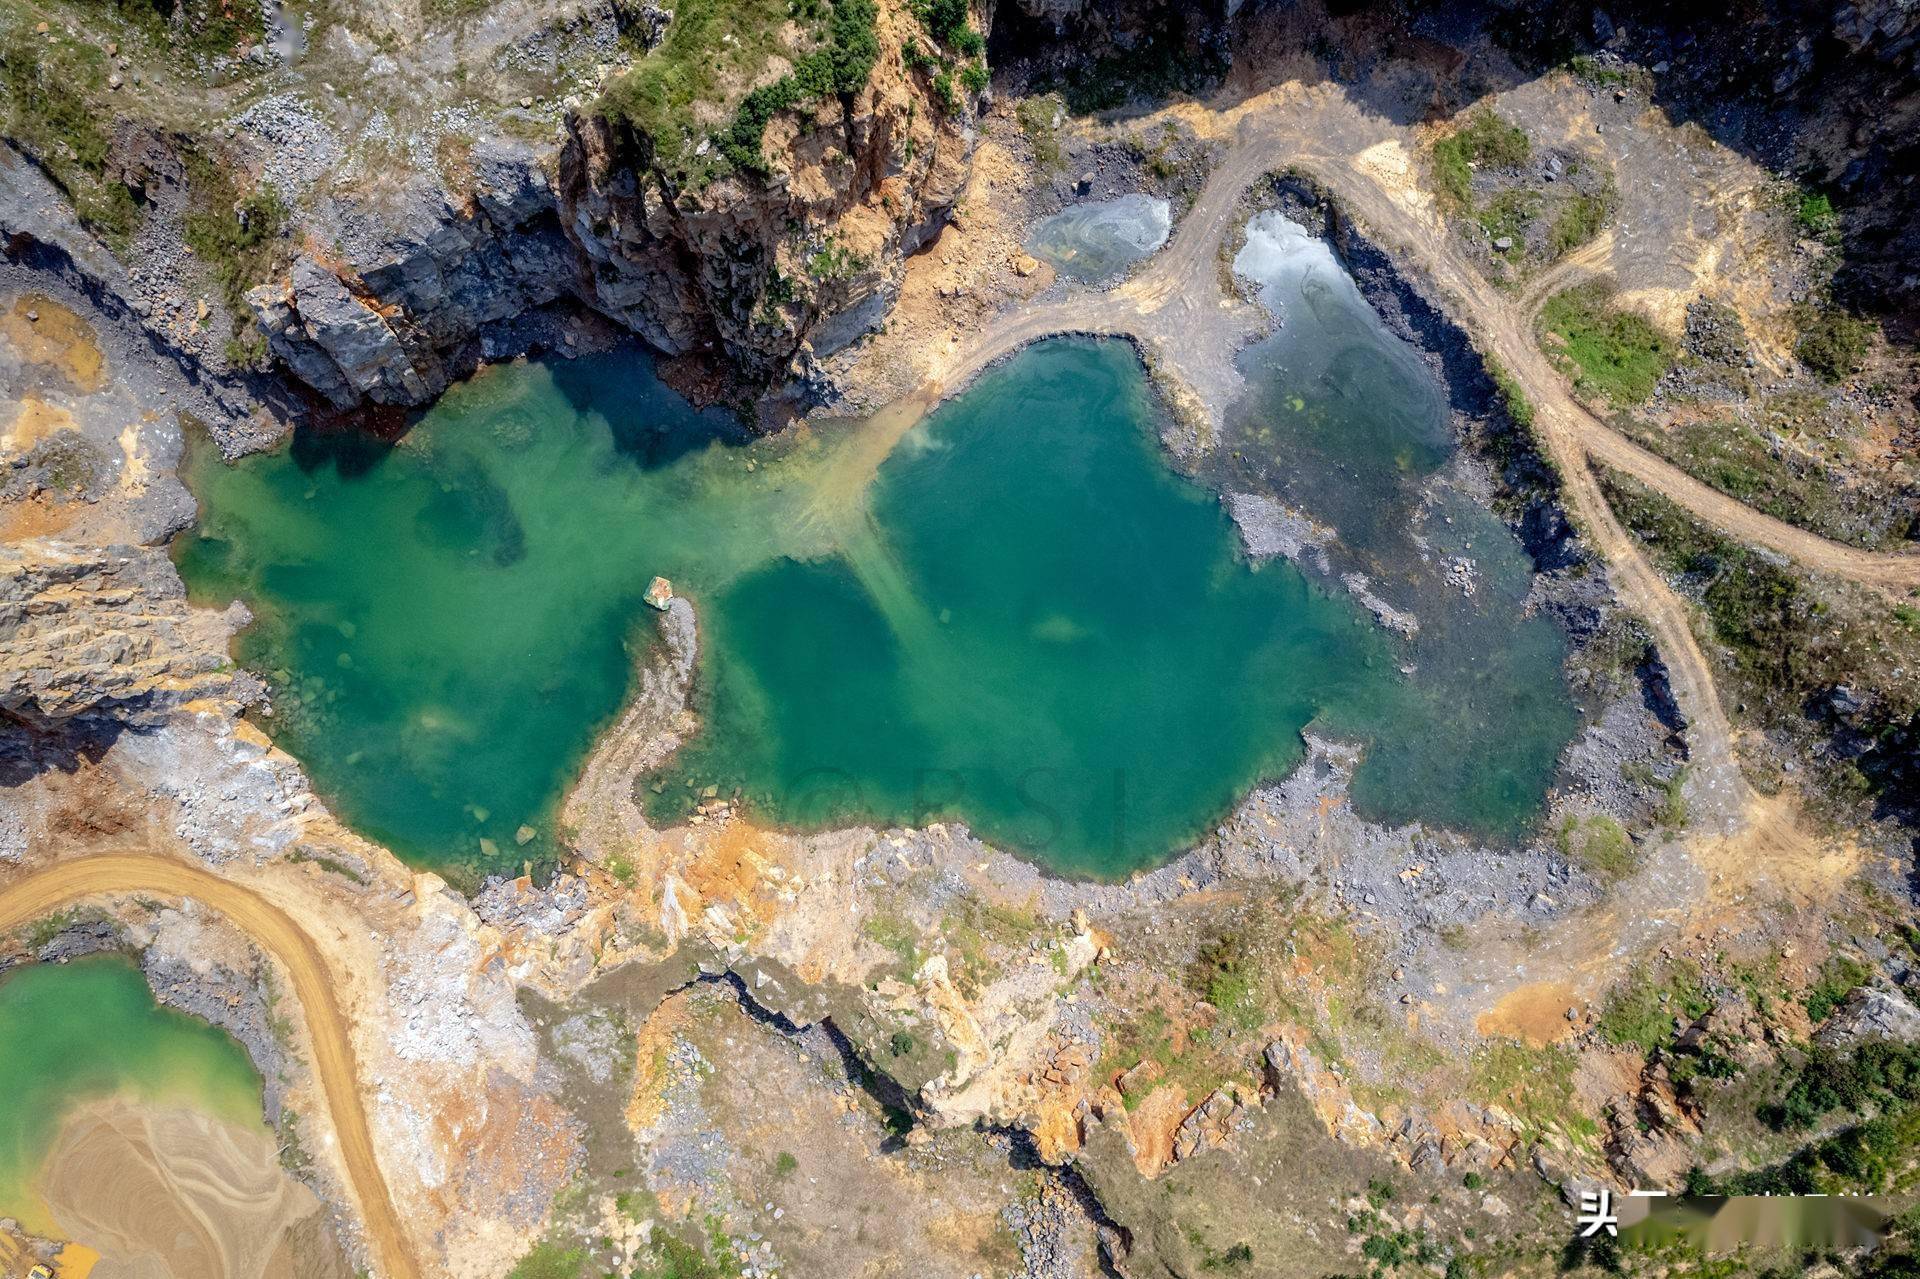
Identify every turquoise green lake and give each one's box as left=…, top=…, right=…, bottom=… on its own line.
left=0, top=955, right=265, bottom=1234
left=179, top=298, right=1577, bottom=876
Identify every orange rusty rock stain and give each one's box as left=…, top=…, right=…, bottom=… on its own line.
left=1474, top=980, right=1580, bottom=1047
left=2, top=295, right=105, bottom=393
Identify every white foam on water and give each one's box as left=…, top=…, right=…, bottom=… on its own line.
left=1231, top=209, right=1348, bottom=315
left=1026, top=194, right=1173, bottom=280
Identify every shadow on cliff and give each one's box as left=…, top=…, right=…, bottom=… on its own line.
left=548, top=338, right=750, bottom=471
left=0, top=715, right=124, bottom=789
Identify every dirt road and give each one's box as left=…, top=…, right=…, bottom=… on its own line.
left=0, top=854, right=419, bottom=1279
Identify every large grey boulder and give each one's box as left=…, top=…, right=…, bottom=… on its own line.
left=1814, top=984, right=1920, bottom=1048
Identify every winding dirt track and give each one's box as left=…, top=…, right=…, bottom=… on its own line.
left=0, top=854, right=418, bottom=1279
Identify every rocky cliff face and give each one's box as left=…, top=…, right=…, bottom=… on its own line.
left=250, top=1, right=974, bottom=409
left=248, top=141, right=580, bottom=409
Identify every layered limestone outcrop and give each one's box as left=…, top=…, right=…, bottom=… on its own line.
left=0, top=541, right=249, bottom=727
left=250, top=2, right=973, bottom=408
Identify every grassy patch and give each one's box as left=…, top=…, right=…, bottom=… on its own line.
left=1600, top=467, right=1920, bottom=821
left=1015, top=93, right=1064, bottom=171
left=1539, top=281, right=1674, bottom=404
left=1096, top=1005, right=1238, bottom=1108
left=25, top=907, right=84, bottom=949
left=861, top=911, right=922, bottom=978
left=1430, top=110, right=1531, bottom=209
left=1475, top=187, right=1539, bottom=246
left=1566, top=54, right=1638, bottom=88
left=1794, top=305, right=1874, bottom=382
left=1548, top=179, right=1616, bottom=256
left=941, top=894, right=1038, bottom=995
left=505, top=1242, right=585, bottom=1279
left=1791, top=188, right=1840, bottom=238
left=1555, top=813, right=1635, bottom=882
left=285, top=848, right=367, bottom=885
left=1596, top=960, right=1710, bottom=1053
left=1615, top=413, right=1906, bottom=549
left=630, top=1224, right=743, bottom=1279
left=1485, top=356, right=1536, bottom=430
left=598, top=0, right=880, bottom=185
left=1468, top=1040, right=1591, bottom=1144
left=108, top=0, right=265, bottom=63
left=1804, top=953, right=1871, bottom=1024
left=0, top=23, right=139, bottom=244
left=181, top=148, right=288, bottom=360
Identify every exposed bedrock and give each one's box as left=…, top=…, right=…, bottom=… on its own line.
left=0, top=542, right=252, bottom=729
left=250, top=14, right=973, bottom=409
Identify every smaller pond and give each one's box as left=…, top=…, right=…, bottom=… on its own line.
left=0, top=954, right=266, bottom=1235
left=1024, top=194, right=1171, bottom=283
left=1220, top=210, right=1581, bottom=834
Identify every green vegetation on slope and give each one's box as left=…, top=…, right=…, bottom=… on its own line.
left=1547, top=179, right=1616, bottom=256
left=1599, top=467, right=1920, bottom=818
left=597, top=0, right=849, bottom=183
left=1795, top=304, right=1875, bottom=382
left=599, top=0, right=987, bottom=187
left=1539, top=281, right=1674, bottom=404
left=1690, top=1037, right=1920, bottom=1197
left=1555, top=812, right=1636, bottom=883
left=106, top=0, right=264, bottom=62
left=504, top=1242, right=585, bottom=1279
left=181, top=149, right=289, bottom=366
left=1034, top=4, right=1224, bottom=114
left=1596, top=960, right=1710, bottom=1054
left=0, top=0, right=267, bottom=248
left=0, top=22, right=137, bottom=243
left=1615, top=412, right=1910, bottom=550
left=710, top=0, right=879, bottom=174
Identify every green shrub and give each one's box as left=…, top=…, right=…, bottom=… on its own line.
left=1567, top=54, right=1635, bottom=88
left=600, top=0, right=877, bottom=181
left=1795, top=190, right=1839, bottom=236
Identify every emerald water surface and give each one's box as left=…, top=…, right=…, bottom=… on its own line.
left=0, top=955, right=265, bottom=1233
left=180, top=317, right=1576, bottom=875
